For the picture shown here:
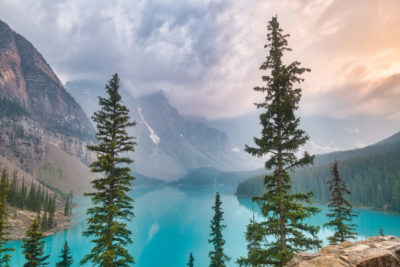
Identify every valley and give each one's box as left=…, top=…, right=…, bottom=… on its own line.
left=1, top=2, right=400, bottom=266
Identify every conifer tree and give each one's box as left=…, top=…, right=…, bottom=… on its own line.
left=64, top=195, right=71, bottom=216
left=40, top=213, right=49, bottom=232
left=237, top=218, right=265, bottom=266
left=0, top=168, right=13, bottom=266
left=187, top=252, right=194, bottom=267
left=239, top=16, right=321, bottom=266
left=56, top=241, right=73, bottom=267
left=81, top=73, right=136, bottom=266
left=22, top=218, right=49, bottom=266
left=18, top=177, right=27, bottom=209
left=27, top=181, right=35, bottom=211
left=7, top=171, right=17, bottom=206
left=47, top=209, right=54, bottom=230
left=324, top=160, right=357, bottom=244
left=209, top=192, right=230, bottom=267
left=379, top=227, right=384, bottom=236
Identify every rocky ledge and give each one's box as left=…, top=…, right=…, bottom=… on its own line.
left=286, top=236, right=400, bottom=267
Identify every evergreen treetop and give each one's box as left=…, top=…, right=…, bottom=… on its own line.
left=324, top=160, right=357, bottom=244
left=239, top=16, right=321, bottom=267
left=81, top=73, right=136, bottom=267
left=187, top=252, right=194, bottom=267
left=56, top=241, right=73, bottom=267
left=22, top=218, right=49, bottom=267
left=209, top=192, right=230, bottom=267
left=0, top=168, right=14, bottom=266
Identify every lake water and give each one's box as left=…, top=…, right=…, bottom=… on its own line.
left=5, top=185, right=400, bottom=266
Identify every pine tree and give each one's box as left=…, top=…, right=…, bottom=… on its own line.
left=324, top=160, right=357, bottom=244
left=47, top=209, right=54, bottom=230
left=209, top=192, right=230, bottom=267
left=236, top=218, right=265, bottom=266
left=27, top=181, right=35, bottom=211
left=41, top=209, right=48, bottom=232
left=239, top=16, right=321, bottom=266
left=7, top=170, right=18, bottom=206
left=0, top=168, right=13, bottom=266
left=18, top=177, right=27, bottom=209
left=81, top=73, right=136, bottom=266
left=187, top=252, right=195, bottom=267
left=22, top=218, right=49, bottom=267
left=64, top=195, right=70, bottom=216
left=56, top=241, right=73, bottom=267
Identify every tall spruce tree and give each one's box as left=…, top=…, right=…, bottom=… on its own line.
left=187, top=252, right=194, bottom=267
left=324, top=160, right=357, bottom=244
left=81, top=73, right=136, bottom=266
left=56, top=241, right=73, bottom=267
left=238, top=16, right=321, bottom=266
left=237, top=217, right=265, bottom=266
left=7, top=171, right=17, bottom=206
left=209, top=192, right=230, bottom=267
left=22, top=218, right=49, bottom=267
left=18, top=177, right=27, bottom=209
left=0, top=168, right=13, bottom=266
left=64, top=195, right=71, bottom=216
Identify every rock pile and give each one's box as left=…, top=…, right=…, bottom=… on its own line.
left=286, top=236, right=400, bottom=267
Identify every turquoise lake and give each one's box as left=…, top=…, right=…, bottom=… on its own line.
left=5, top=185, right=400, bottom=266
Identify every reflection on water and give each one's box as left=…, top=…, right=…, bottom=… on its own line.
left=5, top=185, right=400, bottom=266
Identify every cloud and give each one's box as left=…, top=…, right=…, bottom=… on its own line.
left=1, top=0, right=400, bottom=121
left=309, top=140, right=342, bottom=154
left=345, top=127, right=360, bottom=134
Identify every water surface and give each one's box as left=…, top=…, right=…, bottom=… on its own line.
left=6, top=186, right=400, bottom=266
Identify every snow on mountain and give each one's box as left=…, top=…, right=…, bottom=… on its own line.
left=138, top=107, right=160, bottom=145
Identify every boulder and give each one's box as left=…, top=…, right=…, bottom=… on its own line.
left=286, top=236, right=400, bottom=267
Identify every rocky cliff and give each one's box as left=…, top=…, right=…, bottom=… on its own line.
left=0, top=19, right=95, bottom=174
left=286, top=236, right=400, bottom=267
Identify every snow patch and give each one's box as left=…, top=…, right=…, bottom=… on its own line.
left=138, top=107, right=161, bottom=145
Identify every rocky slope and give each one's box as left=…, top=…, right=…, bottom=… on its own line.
left=286, top=236, right=400, bottom=267
left=0, top=155, right=72, bottom=239
left=0, top=19, right=95, bottom=178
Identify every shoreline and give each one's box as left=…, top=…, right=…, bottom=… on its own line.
left=235, top=194, right=400, bottom=216
left=7, top=206, right=74, bottom=240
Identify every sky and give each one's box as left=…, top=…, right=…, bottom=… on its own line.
left=1, top=0, right=400, bottom=151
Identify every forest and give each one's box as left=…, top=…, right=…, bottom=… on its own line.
left=237, top=140, right=400, bottom=212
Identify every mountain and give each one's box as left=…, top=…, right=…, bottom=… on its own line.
left=66, top=81, right=262, bottom=180
left=236, top=131, right=400, bottom=212
left=0, top=19, right=95, bottom=193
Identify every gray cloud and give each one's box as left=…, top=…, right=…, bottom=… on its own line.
left=1, top=0, right=400, bottom=122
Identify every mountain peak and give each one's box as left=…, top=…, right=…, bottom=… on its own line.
left=139, top=90, right=169, bottom=103
left=0, top=19, right=95, bottom=171
left=0, top=20, right=94, bottom=137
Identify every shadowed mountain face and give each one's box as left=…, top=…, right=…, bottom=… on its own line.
left=0, top=20, right=93, bottom=136
left=0, top=19, right=95, bottom=173
left=67, top=81, right=262, bottom=180
left=236, top=130, right=400, bottom=212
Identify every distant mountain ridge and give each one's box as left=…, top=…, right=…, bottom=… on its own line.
left=236, top=130, right=400, bottom=212
left=0, top=19, right=95, bottom=194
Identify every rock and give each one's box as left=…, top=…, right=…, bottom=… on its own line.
left=0, top=19, right=95, bottom=172
left=286, top=236, right=400, bottom=267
